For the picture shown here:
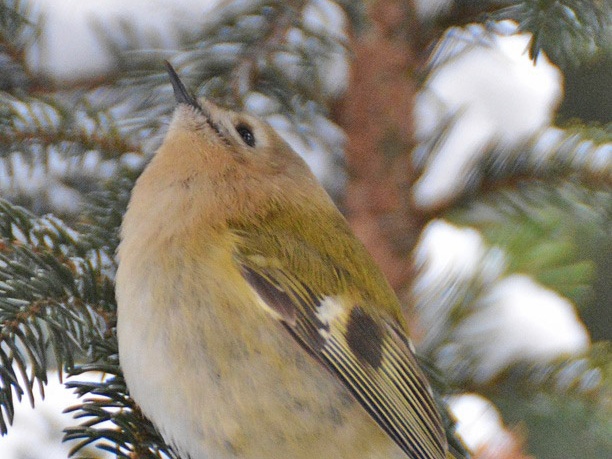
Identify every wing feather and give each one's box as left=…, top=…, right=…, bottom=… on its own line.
left=239, top=261, right=447, bottom=459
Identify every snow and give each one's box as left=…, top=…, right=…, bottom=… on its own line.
left=120, top=152, right=146, bottom=170
left=302, top=0, right=346, bottom=39
left=455, top=275, right=590, bottom=382
left=0, top=372, right=112, bottom=459
left=447, top=393, right=514, bottom=453
left=413, top=220, right=506, bottom=350
left=414, top=219, right=494, bottom=286
left=26, top=0, right=348, bottom=94
left=26, top=0, right=219, bottom=83
left=46, top=183, right=83, bottom=215
left=413, top=22, right=563, bottom=209
left=243, top=92, right=281, bottom=115
left=414, top=221, right=590, bottom=383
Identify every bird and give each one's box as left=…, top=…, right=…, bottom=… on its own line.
left=115, top=61, right=449, bottom=459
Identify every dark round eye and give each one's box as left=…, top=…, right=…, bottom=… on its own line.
left=236, top=124, right=255, bottom=147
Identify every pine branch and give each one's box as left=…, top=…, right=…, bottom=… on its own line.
left=490, top=0, right=610, bottom=66
left=0, top=0, right=38, bottom=89
left=413, top=213, right=610, bottom=456
left=78, top=170, right=140, bottom=255
left=0, top=182, right=166, bottom=454
left=64, top=339, right=175, bottom=459
left=480, top=126, right=611, bottom=188
left=0, top=93, right=137, bottom=157
left=494, top=342, right=610, bottom=397
left=0, top=199, right=112, bottom=435
left=0, top=91, right=144, bottom=220
left=421, top=123, right=611, bottom=217
left=449, top=181, right=610, bottom=307
left=121, top=0, right=350, bottom=110
left=486, top=343, right=612, bottom=458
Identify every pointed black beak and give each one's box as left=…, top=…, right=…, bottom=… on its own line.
left=164, top=61, right=202, bottom=111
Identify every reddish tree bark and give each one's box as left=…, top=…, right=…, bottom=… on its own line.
left=336, top=0, right=425, bottom=295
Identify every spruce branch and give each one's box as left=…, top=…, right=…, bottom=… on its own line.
left=0, top=93, right=138, bottom=159
left=486, top=343, right=612, bottom=458
left=171, top=0, right=346, bottom=112
left=491, top=0, right=610, bottom=66
left=490, top=126, right=611, bottom=184
left=119, top=0, right=351, bottom=111
left=0, top=91, right=142, bottom=219
left=449, top=181, right=611, bottom=307
left=0, top=199, right=110, bottom=435
left=0, top=0, right=39, bottom=89
left=421, top=123, right=611, bottom=218
left=64, top=339, right=175, bottom=459
left=495, top=343, right=610, bottom=399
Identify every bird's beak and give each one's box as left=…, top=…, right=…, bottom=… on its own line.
left=164, top=60, right=228, bottom=143
left=164, top=61, right=204, bottom=112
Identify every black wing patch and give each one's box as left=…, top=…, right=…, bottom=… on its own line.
left=345, top=306, right=385, bottom=368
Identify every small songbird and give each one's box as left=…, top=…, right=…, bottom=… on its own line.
left=115, top=62, right=448, bottom=459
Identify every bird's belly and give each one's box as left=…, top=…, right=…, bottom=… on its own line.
left=117, top=259, right=404, bottom=459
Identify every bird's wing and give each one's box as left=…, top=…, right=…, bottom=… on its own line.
left=236, top=252, right=447, bottom=459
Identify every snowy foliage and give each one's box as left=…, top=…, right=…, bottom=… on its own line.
left=413, top=22, right=563, bottom=209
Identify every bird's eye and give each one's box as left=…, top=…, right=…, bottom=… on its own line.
left=236, top=124, right=256, bottom=147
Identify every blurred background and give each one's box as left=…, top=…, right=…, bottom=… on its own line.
left=0, top=0, right=610, bottom=458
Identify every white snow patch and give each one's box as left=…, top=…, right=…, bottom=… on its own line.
left=455, top=275, right=590, bottom=382
left=447, top=393, right=514, bottom=453
left=120, top=152, right=146, bottom=170
left=414, top=220, right=490, bottom=286
left=303, top=0, right=346, bottom=38
left=413, top=22, right=563, bottom=209
left=26, top=0, right=220, bottom=83
left=413, top=220, right=506, bottom=349
left=0, top=371, right=113, bottom=459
